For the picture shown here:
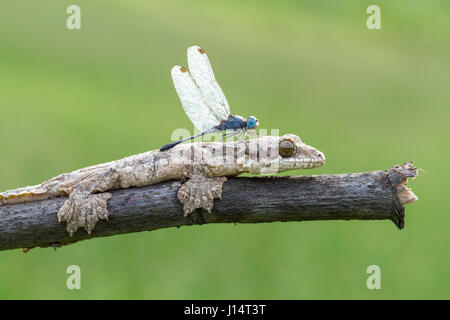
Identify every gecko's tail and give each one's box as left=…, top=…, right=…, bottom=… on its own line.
left=0, top=184, right=49, bottom=206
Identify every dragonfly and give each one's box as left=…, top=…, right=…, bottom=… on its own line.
left=160, top=45, right=259, bottom=151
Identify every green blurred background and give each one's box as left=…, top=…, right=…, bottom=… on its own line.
left=0, top=0, right=449, bottom=299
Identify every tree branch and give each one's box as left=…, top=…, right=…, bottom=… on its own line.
left=0, top=162, right=418, bottom=251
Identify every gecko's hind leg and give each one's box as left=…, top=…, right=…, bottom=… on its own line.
left=177, top=174, right=227, bottom=216
left=57, top=168, right=119, bottom=236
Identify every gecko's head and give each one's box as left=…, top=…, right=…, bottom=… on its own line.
left=246, top=116, right=259, bottom=129
left=243, top=134, right=325, bottom=174
left=276, top=134, right=325, bottom=171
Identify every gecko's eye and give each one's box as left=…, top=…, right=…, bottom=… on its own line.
left=279, top=140, right=295, bottom=157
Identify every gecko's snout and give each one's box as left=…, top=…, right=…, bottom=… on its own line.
left=308, top=147, right=326, bottom=167
left=317, top=150, right=325, bottom=161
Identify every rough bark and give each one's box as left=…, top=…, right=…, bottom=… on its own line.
left=0, top=162, right=418, bottom=251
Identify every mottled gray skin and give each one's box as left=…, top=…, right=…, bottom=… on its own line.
left=0, top=134, right=325, bottom=236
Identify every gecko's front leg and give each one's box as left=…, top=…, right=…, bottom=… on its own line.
left=57, top=168, right=120, bottom=236
left=177, top=165, right=227, bottom=216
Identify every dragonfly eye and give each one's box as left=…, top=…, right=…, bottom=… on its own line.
left=279, top=140, right=295, bottom=157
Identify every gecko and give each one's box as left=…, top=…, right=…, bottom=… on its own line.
left=0, top=134, right=325, bottom=236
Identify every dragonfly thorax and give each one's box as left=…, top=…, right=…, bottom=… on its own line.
left=216, top=115, right=259, bottom=131
left=216, top=115, right=246, bottom=131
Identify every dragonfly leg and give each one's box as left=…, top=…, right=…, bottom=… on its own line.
left=222, top=130, right=238, bottom=141
left=237, top=129, right=246, bottom=141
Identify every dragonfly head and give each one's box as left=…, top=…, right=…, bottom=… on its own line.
left=246, top=116, right=259, bottom=129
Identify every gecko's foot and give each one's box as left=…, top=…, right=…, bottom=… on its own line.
left=57, top=192, right=112, bottom=236
left=177, top=176, right=227, bottom=216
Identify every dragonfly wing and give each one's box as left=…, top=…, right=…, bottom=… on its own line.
left=187, top=46, right=231, bottom=121
left=171, top=65, right=221, bottom=132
